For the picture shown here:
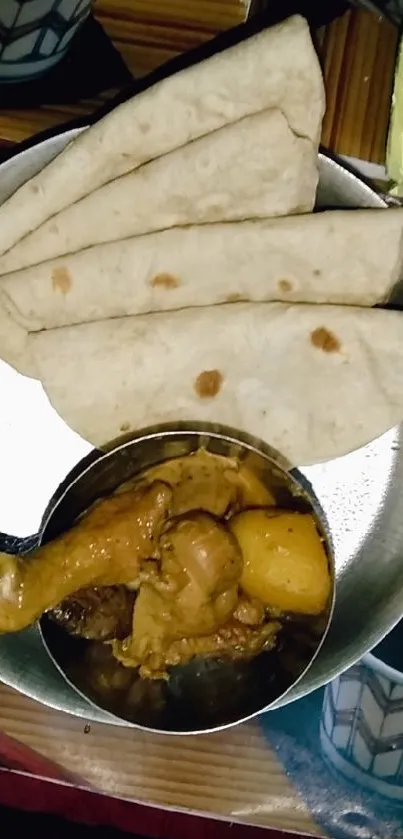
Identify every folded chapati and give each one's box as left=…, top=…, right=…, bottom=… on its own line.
left=0, top=110, right=317, bottom=274
left=0, top=15, right=324, bottom=259
left=7, top=303, right=403, bottom=467
left=1, top=209, right=402, bottom=331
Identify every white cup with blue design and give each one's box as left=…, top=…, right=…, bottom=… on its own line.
left=0, top=0, right=91, bottom=83
left=320, top=621, right=403, bottom=801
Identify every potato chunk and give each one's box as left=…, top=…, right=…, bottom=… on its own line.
left=230, top=509, right=330, bottom=615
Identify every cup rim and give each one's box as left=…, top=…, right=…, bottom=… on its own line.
left=362, top=652, right=403, bottom=685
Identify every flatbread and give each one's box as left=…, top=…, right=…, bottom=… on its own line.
left=1, top=209, right=402, bottom=331
left=0, top=110, right=317, bottom=273
left=0, top=15, right=324, bottom=258
left=0, top=296, right=27, bottom=373
left=14, top=303, right=403, bottom=467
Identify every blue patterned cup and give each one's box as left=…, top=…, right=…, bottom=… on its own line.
left=0, top=0, right=91, bottom=83
left=320, top=623, right=403, bottom=801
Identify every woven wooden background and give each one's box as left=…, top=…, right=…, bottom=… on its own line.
left=0, top=5, right=399, bottom=163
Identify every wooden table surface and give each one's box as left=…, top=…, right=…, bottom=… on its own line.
left=0, top=3, right=399, bottom=164
left=0, top=682, right=322, bottom=837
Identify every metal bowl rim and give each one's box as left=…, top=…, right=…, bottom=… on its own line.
left=39, top=421, right=336, bottom=734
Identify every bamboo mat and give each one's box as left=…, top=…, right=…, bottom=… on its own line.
left=94, top=0, right=251, bottom=77
left=318, top=7, right=398, bottom=164
left=0, top=5, right=398, bottom=162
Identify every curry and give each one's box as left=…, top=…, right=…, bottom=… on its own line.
left=0, top=450, right=331, bottom=680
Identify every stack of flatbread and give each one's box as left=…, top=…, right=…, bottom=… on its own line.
left=0, top=14, right=403, bottom=467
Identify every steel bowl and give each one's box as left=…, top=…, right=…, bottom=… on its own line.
left=38, top=422, right=335, bottom=734
left=0, top=128, right=403, bottom=730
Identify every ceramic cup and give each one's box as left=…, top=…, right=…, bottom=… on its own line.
left=320, top=621, right=403, bottom=801
left=0, top=0, right=91, bottom=83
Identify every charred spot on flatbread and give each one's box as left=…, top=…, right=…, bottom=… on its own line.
left=51, top=266, right=72, bottom=295
left=194, top=370, right=223, bottom=398
left=149, top=273, right=180, bottom=290
left=278, top=279, right=293, bottom=293
left=310, top=327, right=341, bottom=353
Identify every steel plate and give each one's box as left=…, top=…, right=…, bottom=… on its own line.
left=0, top=128, right=402, bottom=726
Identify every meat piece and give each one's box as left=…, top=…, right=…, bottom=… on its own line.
left=157, top=618, right=281, bottom=674
left=112, top=512, right=245, bottom=675
left=143, top=449, right=239, bottom=516
left=0, top=481, right=172, bottom=632
left=233, top=596, right=265, bottom=626
left=159, top=512, right=243, bottom=606
left=142, top=449, right=275, bottom=518
left=231, top=463, right=276, bottom=508
left=114, top=616, right=281, bottom=679
left=49, top=585, right=135, bottom=641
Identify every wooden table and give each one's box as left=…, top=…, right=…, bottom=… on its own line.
left=0, top=4, right=399, bottom=164
left=0, top=682, right=322, bottom=837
